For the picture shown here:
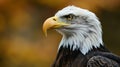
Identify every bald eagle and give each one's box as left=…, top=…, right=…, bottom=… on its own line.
left=43, top=6, right=120, bottom=67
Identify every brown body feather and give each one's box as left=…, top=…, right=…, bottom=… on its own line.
left=52, top=45, right=120, bottom=67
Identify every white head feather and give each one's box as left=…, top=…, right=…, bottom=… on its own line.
left=55, top=6, right=103, bottom=55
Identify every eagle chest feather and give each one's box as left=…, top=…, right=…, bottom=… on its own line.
left=52, top=46, right=87, bottom=67
left=52, top=46, right=120, bottom=67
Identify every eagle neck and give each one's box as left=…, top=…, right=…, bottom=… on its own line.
left=58, top=30, right=103, bottom=55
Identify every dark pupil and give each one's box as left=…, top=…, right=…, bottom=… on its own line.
left=65, top=15, right=72, bottom=19
left=61, top=14, right=76, bottom=21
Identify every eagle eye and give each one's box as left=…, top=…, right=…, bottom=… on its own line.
left=63, top=14, right=75, bottom=21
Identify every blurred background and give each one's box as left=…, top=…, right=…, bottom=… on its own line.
left=0, top=0, right=120, bottom=67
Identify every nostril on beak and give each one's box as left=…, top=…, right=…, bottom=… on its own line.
left=53, top=18, right=56, bottom=21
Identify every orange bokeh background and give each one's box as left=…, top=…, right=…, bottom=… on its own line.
left=0, top=0, right=120, bottom=67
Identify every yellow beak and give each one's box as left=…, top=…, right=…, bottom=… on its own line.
left=43, top=16, right=69, bottom=36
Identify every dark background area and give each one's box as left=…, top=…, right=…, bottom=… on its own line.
left=0, top=0, right=120, bottom=67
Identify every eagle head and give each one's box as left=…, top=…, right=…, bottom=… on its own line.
left=43, top=6, right=103, bottom=55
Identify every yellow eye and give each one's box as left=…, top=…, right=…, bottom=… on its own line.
left=67, top=14, right=73, bottom=21
left=63, top=14, right=74, bottom=21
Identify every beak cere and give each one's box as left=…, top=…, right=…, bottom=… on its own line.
left=43, top=16, right=69, bottom=36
